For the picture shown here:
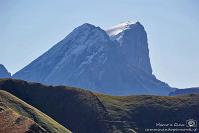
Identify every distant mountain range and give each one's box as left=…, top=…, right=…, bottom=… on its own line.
left=0, top=64, right=11, bottom=78
left=0, top=79, right=198, bottom=133
left=169, top=87, right=199, bottom=96
left=12, top=22, right=174, bottom=95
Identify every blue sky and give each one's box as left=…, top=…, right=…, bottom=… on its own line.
left=0, top=0, right=198, bottom=88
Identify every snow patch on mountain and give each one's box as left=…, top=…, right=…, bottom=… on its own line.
left=106, top=21, right=135, bottom=37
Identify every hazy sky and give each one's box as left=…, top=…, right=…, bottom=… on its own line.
left=0, top=0, right=198, bottom=88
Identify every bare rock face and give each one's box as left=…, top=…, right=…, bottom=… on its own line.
left=13, top=22, right=173, bottom=95
left=0, top=64, right=11, bottom=78
left=106, top=21, right=152, bottom=74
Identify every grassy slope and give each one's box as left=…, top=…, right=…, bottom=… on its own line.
left=97, top=94, right=199, bottom=132
left=0, top=108, right=46, bottom=133
left=0, top=79, right=199, bottom=133
left=0, top=90, right=71, bottom=133
left=0, top=78, right=111, bottom=133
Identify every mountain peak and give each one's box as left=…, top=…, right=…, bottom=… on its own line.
left=78, top=23, right=96, bottom=29
left=13, top=22, right=172, bottom=95
left=0, top=64, right=5, bottom=68
left=0, top=64, right=11, bottom=78
left=64, top=23, right=108, bottom=41
left=70, top=23, right=96, bottom=35
left=106, top=21, right=142, bottom=37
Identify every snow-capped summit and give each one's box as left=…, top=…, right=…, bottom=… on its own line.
left=13, top=22, right=173, bottom=95
left=106, top=21, right=136, bottom=37
left=0, top=64, right=11, bottom=78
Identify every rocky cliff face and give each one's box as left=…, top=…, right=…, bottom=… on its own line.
left=0, top=64, right=11, bottom=78
left=13, top=22, right=173, bottom=95
left=106, top=21, right=152, bottom=74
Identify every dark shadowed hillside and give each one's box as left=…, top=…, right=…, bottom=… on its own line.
left=0, top=90, right=71, bottom=133
left=0, top=79, right=198, bottom=133
left=0, top=78, right=111, bottom=133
